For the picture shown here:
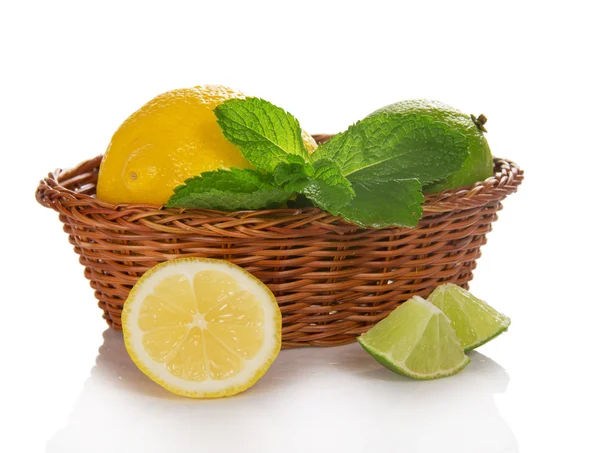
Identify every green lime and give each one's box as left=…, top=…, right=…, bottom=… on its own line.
left=357, top=296, right=470, bottom=380
left=428, top=284, right=510, bottom=351
left=367, top=99, right=494, bottom=192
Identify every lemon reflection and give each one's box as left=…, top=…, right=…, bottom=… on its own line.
left=47, top=329, right=517, bottom=453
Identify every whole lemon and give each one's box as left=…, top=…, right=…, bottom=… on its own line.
left=96, top=85, right=318, bottom=205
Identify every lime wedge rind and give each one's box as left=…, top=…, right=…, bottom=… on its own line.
left=357, top=296, right=471, bottom=380
left=464, top=317, right=510, bottom=351
left=357, top=337, right=471, bottom=380
left=428, top=283, right=510, bottom=351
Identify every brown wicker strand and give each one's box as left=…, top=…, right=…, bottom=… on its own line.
left=36, top=142, right=523, bottom=348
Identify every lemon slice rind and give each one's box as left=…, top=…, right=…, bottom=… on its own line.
left=122, top=258, right=281, bottom=398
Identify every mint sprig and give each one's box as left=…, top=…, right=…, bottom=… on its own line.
left=302, top=159, right=355, bottom=215
left=166, top=168, right=292, bottom=211
left=337, top=179, right=424, bottom=228
left=214, top=97, right=309, bottom=172
left=167, top=97, right=468, bottom=228
left=310, top=114, right=469, bottom=185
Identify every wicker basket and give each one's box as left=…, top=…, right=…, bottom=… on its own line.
left=36, top=138, right=523, bottom=348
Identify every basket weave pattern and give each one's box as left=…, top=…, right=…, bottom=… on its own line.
left=36, top=144, right=523, bottom=348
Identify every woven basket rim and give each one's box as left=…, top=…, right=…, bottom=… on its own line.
left=37, top=153, right=523, bottom=224
left=34, top=143, right=524, bottom=346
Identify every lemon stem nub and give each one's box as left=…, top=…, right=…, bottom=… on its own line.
left=470, top=113, right=488, bottom=132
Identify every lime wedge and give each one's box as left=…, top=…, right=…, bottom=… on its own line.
left=428, top=284, right=510, bottom=351
left=357, top=296, right=470, bottom=380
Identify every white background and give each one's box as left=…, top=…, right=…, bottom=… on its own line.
left=2, top=1, right=599, bottom=452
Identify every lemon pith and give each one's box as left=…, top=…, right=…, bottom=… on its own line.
left=122, top=258, right=281, bottom=398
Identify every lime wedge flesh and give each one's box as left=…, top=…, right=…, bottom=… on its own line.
left=357, top=296, right=470, bottom=380
left=428, top=284, right=510, bottom=351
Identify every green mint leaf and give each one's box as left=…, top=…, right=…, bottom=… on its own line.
left=166, top=168, right=292, bottom=211
left=271, top=159, right=355, bottom=213
left=301, top=159, right=355, bottom=214
left=214, top=97, right=308, bottom=172
left=273, top=161, right=314, bottom=192
left=271, top=159, right=355, bottom=214
left=310, top=113, right=469, bottom=185
left=336, top=179, right=424, bottom=228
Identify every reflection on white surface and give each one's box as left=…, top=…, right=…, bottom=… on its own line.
left=47, top=329, right=517, bottom=453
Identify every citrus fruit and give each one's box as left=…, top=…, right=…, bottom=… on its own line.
left=122, top=258, right=281, bottom=398
left=96, top=85, right=318, bottom=205
left=367, top=99, right=494, bottom=192
left=428, top=283, right=510, bottom=351
left=357, top=296, right=470, bottom=380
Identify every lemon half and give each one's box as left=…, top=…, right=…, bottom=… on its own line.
left=122, top=258, right=281, bottom=398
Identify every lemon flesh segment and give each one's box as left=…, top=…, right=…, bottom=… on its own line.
left=357, top=297, right=470, bottom=380
left=428, top=283, right=510, bottom=351
left=122, top=258, right=281, bottom=398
